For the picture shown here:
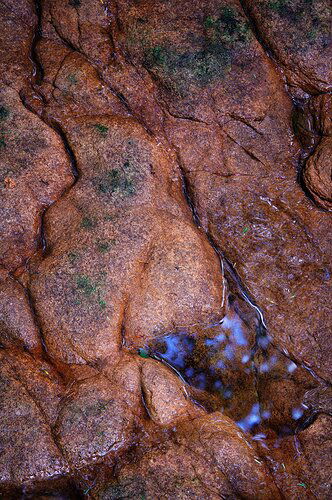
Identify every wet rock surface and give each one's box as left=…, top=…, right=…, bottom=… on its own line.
left=300, top=94, right=332, bottom=210
left=93, top=413, right=280, bottom=499
left=241, top=0, right=331, bottom=95
left=0, top=0, right=331, bottom=498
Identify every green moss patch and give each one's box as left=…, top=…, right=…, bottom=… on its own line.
left=143, top=7, right=251, bottom=92
left=104, top=214, right=116, bottom=222
left=81, top=216, right=97, bottom=230
left=0, top=106, right=9, bottom=121
left=94, top=123, right=109, bottom=137
left=67, top=74, right=78, bottom=85
left=266, top=0, right=330, bottom=48
left=0, top=131, right=6, bottom=149
left=76, top=274, right=97, bottom=297
left=96, top=238, right=116, bottom=253
left=93, top=163, right=137, bottom=198
left=68, top=252, right=80, bottom=264
left=73, top=272, right=108, bottom=311
left=98, top=299, right=107, bottom=309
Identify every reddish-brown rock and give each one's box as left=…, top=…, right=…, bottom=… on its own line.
left=303, top=138, right=332, bottom=210
left=0, top=0, right=36, bottom=90
left=0, top=269, right=40, bottom=352
left=242, top=0, right=332, bottom=95
left=0, top=351, right=68, bottom=488
left=94, top=413, right=280, bottom=499
left=0, top=85, right=73, bottom=271
left=0, top=0, right=331, bottom=497
left=298, top=415, right=332, bottom=498
left=28, top=115, right=225, bottom=365
left=55, top=374, right=138, bottom=467
left=141, top=359, right=203, bottom=426
left=302, top=95, right=332, bottom=211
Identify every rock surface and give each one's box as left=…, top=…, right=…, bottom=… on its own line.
left=93, top=413, right=280, bottom=499
left=301, top=94, right=332, bottom=210
left=242, top=0, right=332, bottom=95
left=0, top=0, right=331, bottom=498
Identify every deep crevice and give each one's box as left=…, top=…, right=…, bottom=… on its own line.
left=207, top=233, right=268, bottom=342
left=20, top=0, right=81, bottom=260
left=7, top=362, right=67, bottom=463
left=31, top=0, right=43, bottom=85
left=19, top=90, right=80, bottom=257
left=240, top=0, right=329, bottom=97
left=238, top=1, right=277, bottom=61
left=239, top=1, right=330, bottom=212
left=176, top=151, right=201, bottom=228
left=49, top=120, right=80, bottom=181
left=291, top=97, right=331, bottom=212
left=175, top=148, right=268, bottom=346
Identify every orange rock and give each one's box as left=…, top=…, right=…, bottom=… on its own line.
left=0, top=0, right=330, bottom=496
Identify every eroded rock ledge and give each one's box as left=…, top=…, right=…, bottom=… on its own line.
left=0, top=1, right=331, bottom=498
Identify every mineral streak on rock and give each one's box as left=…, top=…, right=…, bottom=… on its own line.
left=0, top=0, right=331, bottom=498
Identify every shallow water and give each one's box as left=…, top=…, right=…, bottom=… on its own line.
left=145, top=291, right=317, bottom=444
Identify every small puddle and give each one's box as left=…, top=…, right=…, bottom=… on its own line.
left=143, top=291, right=318, bottom=443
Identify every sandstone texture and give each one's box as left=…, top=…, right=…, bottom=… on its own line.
left=0, top=0, right=331, bottom=498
